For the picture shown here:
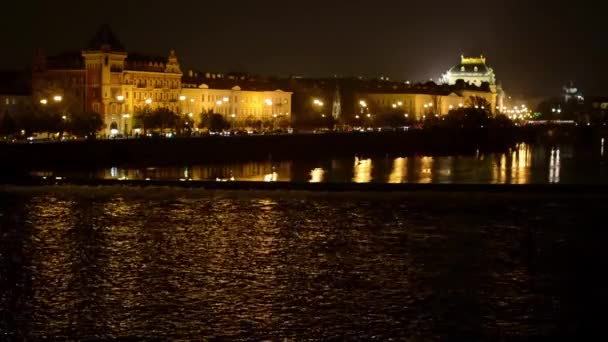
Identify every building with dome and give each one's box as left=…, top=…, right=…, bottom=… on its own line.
left=441, top=55, right=496, bottom=87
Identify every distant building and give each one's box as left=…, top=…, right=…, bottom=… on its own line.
left=0, top=70, right=31, bottom=116
left=441, top=55, right=497, bottom=87
left=356, top=88, right=498, bottom=121
left=32, top=25, right=292, bottom=135
left=563, top=82, right=584, bottom=103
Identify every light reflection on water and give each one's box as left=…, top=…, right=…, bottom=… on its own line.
left=31, top=142, right=608, bottom=184
left=2, top=189, right=608, bottom=338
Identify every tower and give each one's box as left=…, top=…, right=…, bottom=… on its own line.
left=81, top=24, right=127, bottom=133
left=331, top=86, right=342, bottom=120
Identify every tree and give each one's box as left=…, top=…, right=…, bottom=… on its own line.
left=443, top=107, right=490, bottom=128
left=376, top=111, right=409, bottom=128
left=465, top=96, right=492, bottom=112
left=0, top=112, right=18, bottom=137
left=134, top=107, right=154, bottom=135
left=199, top=113, right=230, bottom=132
left=65, top=111, right=104, bottom=137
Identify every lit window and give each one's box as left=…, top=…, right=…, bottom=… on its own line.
left=461, top=66, right=465, bottom=71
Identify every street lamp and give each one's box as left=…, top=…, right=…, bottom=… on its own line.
left=53, top=95, right=62, bottom=103
left=179, top=95, right=186, bottom=101
left=145, top=98, right=152, bottom=104
left=116, top=95, right=125, bottom=102
left=40, top=99, right=48, bottom=105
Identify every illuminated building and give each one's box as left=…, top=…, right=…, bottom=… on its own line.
left=441, top=55, right=496, bottom=87
left=32, top=25, right=292, bottom=135
left=0, top=71, right=30, bottom=116
left=356, top=89, right=498, bottom=120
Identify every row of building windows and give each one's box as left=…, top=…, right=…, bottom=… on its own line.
left=125, top=78, right=180, bottom=89
left=197, top=94, right=289, bottom=105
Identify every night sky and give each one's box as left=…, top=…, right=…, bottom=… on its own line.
left=2, top=0, right=606, bottom=96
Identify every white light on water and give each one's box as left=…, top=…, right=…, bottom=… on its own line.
left=264, top=172, right=278, bottom=182
left=309, top=168, right=325, bottom=183
left=549, top=147, right=561, bottom=184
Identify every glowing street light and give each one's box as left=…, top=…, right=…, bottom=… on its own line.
left=223, top=97, right=229, bottom=102
left=53, top=95, right=62, bottom=102
left=265, top=99, right=273, bottom=106
left=40, top=99, right=48, bottom=105
left=61, top=115, right=67, bottom=120
left=179, top=95, right=187, bottom=101
left=216, top=100, right=223, bottom=105
left=116, top=95, right=125, bottom=102
left=313, top=99, right=324, bottom=107
left=359, top=100, right=367, bottom=108
left=145, top=98, right=152, bottom=104
left=397, top=101, right=403, bottom=106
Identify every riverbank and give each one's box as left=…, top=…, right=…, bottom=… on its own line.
left=0, top=125, right=604, bottom=175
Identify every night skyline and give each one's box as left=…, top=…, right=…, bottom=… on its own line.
left=3, top=0, right=607, bottom=96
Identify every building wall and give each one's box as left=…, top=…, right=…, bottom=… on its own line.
left=358, top=90, right=497, bottom=120
left=181, top=86, right=292, bottom=126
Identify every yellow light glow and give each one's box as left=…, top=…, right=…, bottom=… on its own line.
left=179, top=95, right=186, bottom=101
left=309, top=168, right=325, bottom=183
left=40, top=99, right=48, bottom=105
left=145, top=99, right=152, bottom=104
left=116, top=95, right=125, bottom=101
left=53, top=95, right=62, bottom=102
left=353, top=157, right=372, bottom=183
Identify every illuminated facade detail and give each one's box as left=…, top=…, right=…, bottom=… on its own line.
left=441, top=55, right=496, bottom=87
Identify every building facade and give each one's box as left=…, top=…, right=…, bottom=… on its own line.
left=441, top=55, right=497, bottom=87
left=356, top=89, right=498, bottom=120
left=32, top=25, right=292, bottom=135
left=180, top=84, right=292, bottom=126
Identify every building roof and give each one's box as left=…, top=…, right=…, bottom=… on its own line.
left=45, top=51, right=85, bottom=70
left=447, top=63, right=490, bottom=75
left=85, top=24, right=126, bottom=52
left=125, top=53, right=166, bottom=70
left=0, top=70, right=31, bottom=95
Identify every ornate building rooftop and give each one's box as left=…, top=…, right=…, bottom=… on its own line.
left=85, top=24, right=126, bottom=52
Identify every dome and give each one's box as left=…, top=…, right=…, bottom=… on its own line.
left=448, top=63, right=490, bottom=75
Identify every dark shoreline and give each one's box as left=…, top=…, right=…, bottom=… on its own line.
left=1, top=125, right=604, bottom=176
left=3, top=177, right=608, bottom=195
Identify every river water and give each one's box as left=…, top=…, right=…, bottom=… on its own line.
left=32, top=142, right=608, bottom=184
left=1, top=187, right=607, bottom=339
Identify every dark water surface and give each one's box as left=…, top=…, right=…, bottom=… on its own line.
left=1, top=187, right=607, bottom=339
left=31, top=142, right=608, bottom=185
